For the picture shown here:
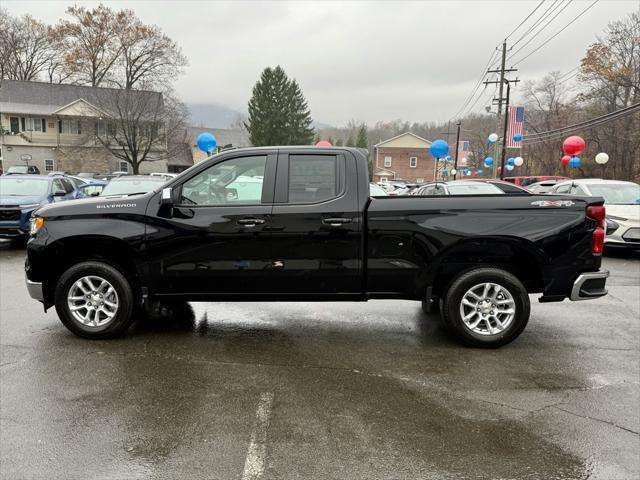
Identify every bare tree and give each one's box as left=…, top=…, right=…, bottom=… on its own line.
left=116, top=12, right=187, bottom=90
left=0, top=13, right=59, bottom=81
left=57, top=4, right=122, bottom=87
left=90, top=88, right=188, bottom=174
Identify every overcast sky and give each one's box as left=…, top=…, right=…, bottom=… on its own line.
left=4, top=0, right=639, bottom=126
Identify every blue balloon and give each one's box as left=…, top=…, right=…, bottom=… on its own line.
left=463, top=169, right=469, bottom=176
left=197, top=132, right=217, bottom=153
left=507, top=157, right=515, bottom=166
left=477, top=169, right=484, bottom=176
left=429, top=139, right=449, bottom=159
left=513, top=133, right=522, bottom=142
left=484, top=157, right=494, bottom=167
left=505, top=164, right=515, bottom=171
left=569, top=156, right=581, bottom=168
left=445, top=155, right=452, bottom=162
left=442, top=169, right=448, bottom=176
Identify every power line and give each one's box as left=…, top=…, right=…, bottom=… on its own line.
left=509, top=0, right=566, bottom=49
left=523, top=103, right=640, bottom=145
left=511, top=0, right=600, bottom=66
left=449, top=48, right=500, bottom=120
left=508, top=0, right=575, bottom=61
left=505, top=0, right=547, bottom=40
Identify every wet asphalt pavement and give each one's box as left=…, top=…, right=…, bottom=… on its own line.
left=0, top=246, right=639, bottom=480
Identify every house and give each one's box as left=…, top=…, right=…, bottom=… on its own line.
left=0, top=79, right=175, bottom=174
left=373, top=132, right=434, bottom=183
left=186, top=126, right=251, bottom=163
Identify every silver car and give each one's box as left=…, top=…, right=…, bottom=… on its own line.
left=550, top=179, right=640, bottom=248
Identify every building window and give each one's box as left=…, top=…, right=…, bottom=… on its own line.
left=95, top=121, right=106, bottom=137
left=119, top=161, right=129, bottom=173
left=384, top=156, right=392, bottom=167
left=9, top=117, right=20, bottom=134
left=25, top=118, right=45, bottom=132
left=44, top=159, right=55, bottom=172
left=409, top=157, right=417, bottom=168
left=60, top=120, right=81, bottom=135
left=416, top=178, right=424, bottom=183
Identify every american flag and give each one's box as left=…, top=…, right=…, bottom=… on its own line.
left=506, top=106, right=524, bottom=148
left=457, top=140, right=471, bottom=162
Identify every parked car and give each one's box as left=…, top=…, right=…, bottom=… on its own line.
left=76, top=172, right=97, bottom=179
left=0, top=175, right=77, bottom=240
left=99, top=175, right=170, bottom=197
left=527, top=179, right=563, bottom=194
left=370, top=183, right=388, bottom=196
left=77, top=180, right=109, bottom=197
left=4, top=165, right=41, bottom=175
left=467, top=179, right=531, bottom=194
left=150, top=172, right=178, bottom=179
left=503, top=175, right=569, bottom=187
left=26, top=147, right=608, bottom=348
left=413, top=181, right=505, bottom=196
left=550, top=179, right=640, bottom=248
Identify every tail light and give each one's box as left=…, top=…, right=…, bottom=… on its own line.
left=587, top=205, right=606, bottom=255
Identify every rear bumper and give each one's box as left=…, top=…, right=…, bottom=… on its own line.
left=570, top=271, right=609, bottom=301
left=26, top=278, right=44, bottom=302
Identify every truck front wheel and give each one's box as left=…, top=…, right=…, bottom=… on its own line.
left=54, top=261, right=137, bottom=339
left=442, top=268, right=530, bottom=348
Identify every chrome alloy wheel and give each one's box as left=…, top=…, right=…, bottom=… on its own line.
left=459, top=282, right=516, bottom=336
left=67, top=275, right=119, bottom=327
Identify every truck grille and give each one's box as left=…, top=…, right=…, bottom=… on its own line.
left=0, top=209, right=21, bottom=221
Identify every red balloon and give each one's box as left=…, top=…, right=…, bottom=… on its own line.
left=561, top=155, right=571, bottom=166
left=563, top=136, right=585, bottom=156
left=315, top=140, right=332, bottom=147
left=473, top=171, right=479, bottom=177
left=497, top=166, right=502, bottom=173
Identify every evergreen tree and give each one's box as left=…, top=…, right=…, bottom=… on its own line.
left=334, top=138, right=343, bottom=146
left=245, top=66, right=314, bottom=146
left=345, top=135, right=355, bottom=147
left=356, top=124, right=368, bottom=148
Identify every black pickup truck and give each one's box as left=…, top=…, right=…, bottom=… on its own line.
left=25, top=147, right=609, bottom=347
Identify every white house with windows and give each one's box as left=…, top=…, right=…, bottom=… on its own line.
left=0, top=80, right=181, bottom=174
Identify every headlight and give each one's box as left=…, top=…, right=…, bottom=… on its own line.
left=605, top=218, right=619, bottom=235
left=608, top=215, right=628, bottom=221
left=20, top=204, right=41, bottom=209
left=30, top=216, right=45, bottom=235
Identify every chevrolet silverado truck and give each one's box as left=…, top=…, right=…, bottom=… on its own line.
left=25, top=147, right=609, bottom=347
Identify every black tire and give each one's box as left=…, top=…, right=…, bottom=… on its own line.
left=54, top=261, right=138, bottom=339
left=442, top=268, right=530, bottom=348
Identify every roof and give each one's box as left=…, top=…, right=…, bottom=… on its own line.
left=374, top=132, right=432, bottom=148
left=0, top=79, right=162, bottom=116
left=559, top=178, right=636, bottom=185
left=186, top=126, right=251, bottom=149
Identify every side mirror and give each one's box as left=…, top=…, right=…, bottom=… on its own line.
left=161, top=187, right=174, bottom=206
left=53, top=189, right=66, bottom=197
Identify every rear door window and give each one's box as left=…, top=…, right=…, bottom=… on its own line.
left=288, top=154, right=342, bottom=203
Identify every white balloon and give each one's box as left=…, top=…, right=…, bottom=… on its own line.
left=595, top=152, right=609, bottom=165
left=450, top=168, right=457, bottom=176
left=460, top=157, right=468, bottom=165
left=514, top=156, right=524, bottom=166
left=488, top=133, right=499, bottom=142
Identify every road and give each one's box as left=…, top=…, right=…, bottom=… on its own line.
left=1, top=246, right=638, bottom=480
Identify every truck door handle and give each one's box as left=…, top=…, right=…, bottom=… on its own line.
left=237, top=218, right=266, bottom=227
left=322, top=218, right=353, bottom=227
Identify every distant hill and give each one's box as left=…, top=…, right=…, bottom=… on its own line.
left=188, top=102, right=333, bottom=130
left=188, top=103, right=244, bottom=129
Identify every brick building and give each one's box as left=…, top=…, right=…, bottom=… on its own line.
left=373, top=132, right=433, bottom=183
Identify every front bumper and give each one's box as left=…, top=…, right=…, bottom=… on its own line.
left=26, top=278, right=44, bottom=302
left=570, top=271, right=609, bottom=301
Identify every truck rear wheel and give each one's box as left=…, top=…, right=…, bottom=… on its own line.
left=442, top=268, right=530, bottom=348
left=54, top=261, right=137, bottom=339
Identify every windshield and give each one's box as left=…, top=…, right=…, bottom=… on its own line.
left=447, top=183, right=504, bottom=195
left=100, top=177, right=166, bottom=196
left=0, top=177, right=49, bottom=196
left=588, top=183, right=640, bottom=204
left=370, top=184, right=388, bottom=196
left=7, top=166, right=29, bottom=174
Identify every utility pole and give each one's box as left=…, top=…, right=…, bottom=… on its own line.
left=484, top=76, right=519, bottom=179
left=483, top=41, right=517, bottom=177
left=484, top=40, right=518, bottom=178
left=453, top=121, right=461, bottom=180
